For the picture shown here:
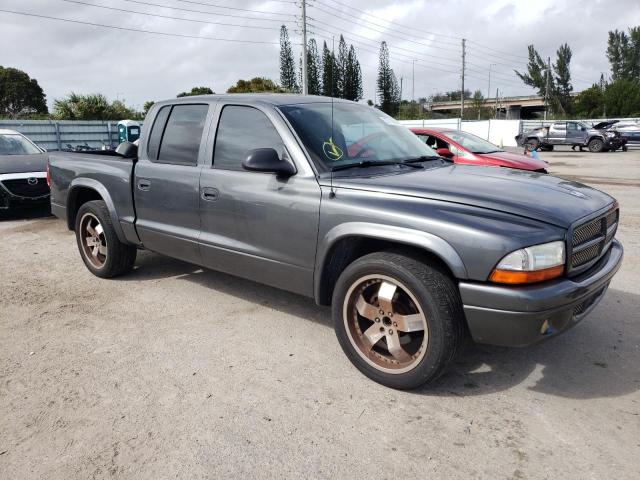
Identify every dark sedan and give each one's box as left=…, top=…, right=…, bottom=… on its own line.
left=0, top=129, right=50, bottom=212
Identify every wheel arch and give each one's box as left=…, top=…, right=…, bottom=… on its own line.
left=67, top=178, right=126, bottom=243
left=314, top=223, right=468, bottom=306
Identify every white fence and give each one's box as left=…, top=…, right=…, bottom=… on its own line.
left=399, top=119, right=522, bottom=147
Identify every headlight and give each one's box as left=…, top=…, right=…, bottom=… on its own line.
left=606, top=132, right=616, bottom=138
left=489, top=241, right=565, bottom=284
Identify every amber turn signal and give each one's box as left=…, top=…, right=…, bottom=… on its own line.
left=489, top=265, right=564, bottom=284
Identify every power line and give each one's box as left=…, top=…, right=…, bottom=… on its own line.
left=176, top=0, right=296, bottom=17
left=57, top=0, right=291, bottom=31
left=316, top=0, right=462, bottom=41
left=122, top=0, right=296, bottom=23
left=0, top=8, right=284, bottom=44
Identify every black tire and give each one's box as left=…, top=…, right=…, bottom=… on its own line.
left=332, top=251, right=464, bottom=390
left=75, top=200, right=136, bottom=278
left=524, top=139, right=539, bottom=151
left=588, top=137, right=605, bottom=153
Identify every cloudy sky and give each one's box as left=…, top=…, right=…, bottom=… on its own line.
left=1, top=0, right=640, bottom=110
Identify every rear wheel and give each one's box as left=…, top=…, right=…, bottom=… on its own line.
left=75, top=200, right=136, bottom=278
left=588, top=138, right=605, bottom=153
left=332, top=252, right=464, bottom=390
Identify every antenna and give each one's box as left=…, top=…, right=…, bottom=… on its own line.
left=329, top=35, right=336, bottom=199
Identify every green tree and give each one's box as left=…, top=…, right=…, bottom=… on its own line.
left=573, top=84, right=604, bottom=118
left=177, top=86, right=214, bottom=97
left=306, top=38, right=322, bottom=95
left=53, top=93, right=139, bottom=120
left=226, top=77, right=286, bottom=93
left=470, top=90, right=485, bottom=119
left=344, top=45, right=363, bottom=101
left=336, top=35, right=348, bottom=98
left=279, top=25, right=299, bottom=93
left=377, top=42, right=400, bottom=115
left=604, top=78, right=640, bottom=116
left=321, top=41, right=339, bottom=97
left=553, top=43, right=573, bottom=115
left=607, top=27, right=640, bottom=81
left=142, top=101, right=155, bottom=117
left=515, top=45, right=553, bottom=99
left=0, top=66, right=48, bottom=118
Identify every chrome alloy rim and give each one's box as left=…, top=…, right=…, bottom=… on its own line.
left=79, top=212, right=107, bottom=268
left=343, top=274, right=429, bottom=374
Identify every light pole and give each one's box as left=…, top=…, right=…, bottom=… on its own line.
left=412, top=59, right=419, bottom=117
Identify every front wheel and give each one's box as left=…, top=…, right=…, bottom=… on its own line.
left=588, top=138, right=605, bottom=153
left=332, top=252, right=464, bottom=390
left=75, top=200, right=137, bottom=278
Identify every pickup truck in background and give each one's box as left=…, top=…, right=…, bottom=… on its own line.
left=516, top=121, right=627, bottom=152
left=48, top=95, right=623, bottom=389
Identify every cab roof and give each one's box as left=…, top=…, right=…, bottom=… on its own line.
left=153, top=94, right=355, bottom=108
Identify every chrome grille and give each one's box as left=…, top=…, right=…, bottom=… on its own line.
left=570, top=207, right=618, bottom=272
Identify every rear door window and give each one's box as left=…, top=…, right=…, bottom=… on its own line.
left=212, top=105, right=284, bottom=171
left=155, top=104, right=209, bottom=165
left=147, top=105, right=171, bottom=160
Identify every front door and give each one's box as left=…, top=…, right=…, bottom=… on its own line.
left=134, top=103, right=210, bottom=264
left=198, top=104, right=321, bottom=296
left=566, top=122, right=585, bottom=145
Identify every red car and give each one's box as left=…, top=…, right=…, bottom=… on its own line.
left=410, top=128, right=548, bottom=173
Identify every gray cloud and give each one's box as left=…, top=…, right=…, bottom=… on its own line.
left=1, top=0, right=639, bottom=109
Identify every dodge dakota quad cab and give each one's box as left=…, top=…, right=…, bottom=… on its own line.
left=516, top=121, right=627, bottom=152
left=48, top=95, right=623, bottom=390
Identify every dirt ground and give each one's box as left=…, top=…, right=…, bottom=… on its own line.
left=1, top=146, right=639, bottom=479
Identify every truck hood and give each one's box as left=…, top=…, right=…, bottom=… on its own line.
left=0, top=153, right=49, bottom=175
left=477, top=151, right=547, bottom=171
left=329, top=164, right=614, bottom=228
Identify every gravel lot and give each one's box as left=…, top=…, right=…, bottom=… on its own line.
left=1, top=146, right=639, bottom=479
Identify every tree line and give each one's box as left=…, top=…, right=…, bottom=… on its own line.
left=516, top=26, right=640, bottom=118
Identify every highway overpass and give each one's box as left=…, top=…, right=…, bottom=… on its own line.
left=425, top=95, right=548, bottom=119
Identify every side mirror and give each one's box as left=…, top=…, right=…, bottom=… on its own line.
left=581, top=126, right=587, bottom=131
left=436, top=147, right=454, bottom=158
left=242, top=148, right=296, bottom=176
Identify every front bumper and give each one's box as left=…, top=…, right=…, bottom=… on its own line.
left=604, top=137, right=627, bottom=150
left=459, top=239, right=623, bottom=347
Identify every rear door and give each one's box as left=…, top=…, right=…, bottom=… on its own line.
left=548, top=123, right=567, bottom=144
left=198, top=103, right=321, bottom=296
left=134, top=103, right=212, bottom=264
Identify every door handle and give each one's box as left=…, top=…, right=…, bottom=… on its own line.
left=201, top=187, right=219, bottom=201
left=137, top=179, right=151, bottom=191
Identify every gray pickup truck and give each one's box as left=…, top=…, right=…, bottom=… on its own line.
left=516, top=121, right=627, bottom=152
left=49, top=95, right=623, bottom=389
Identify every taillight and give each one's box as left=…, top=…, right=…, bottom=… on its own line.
left=46, top=164, right=51, bottom=187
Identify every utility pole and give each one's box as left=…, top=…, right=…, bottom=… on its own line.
left=301, top=0, right=308, bottom=95
left=400, top=77, right=403, bottom=102
left=543, top=56, right=550, bottom=121
left=495, top=88, right=499, bottom=119
left=460, top=38, right=466, bottom=119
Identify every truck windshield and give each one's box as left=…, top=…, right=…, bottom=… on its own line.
left=0, top=134, right=42, bottom=155
left=279, top=103, right=438, bottom=170
left=445, top=131, right=503, bottom=154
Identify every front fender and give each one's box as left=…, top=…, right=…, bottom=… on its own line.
left=68, top=178, right=127, bottom=243
left=314, top=222, right=468, bottom=302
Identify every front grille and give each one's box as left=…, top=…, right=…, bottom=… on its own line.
left=0, top=178, right=50, bottom=198
left=569, top=208, right=618, bottom=271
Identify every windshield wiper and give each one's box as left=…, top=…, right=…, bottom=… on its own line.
left=474, top=150, right=502, bottom=154
left=330, top=160, right=423, bottom=172
left=402, top=155, right=447, bottom=163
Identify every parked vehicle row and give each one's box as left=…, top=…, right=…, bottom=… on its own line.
left=47, top=94, right=623, bottom=390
